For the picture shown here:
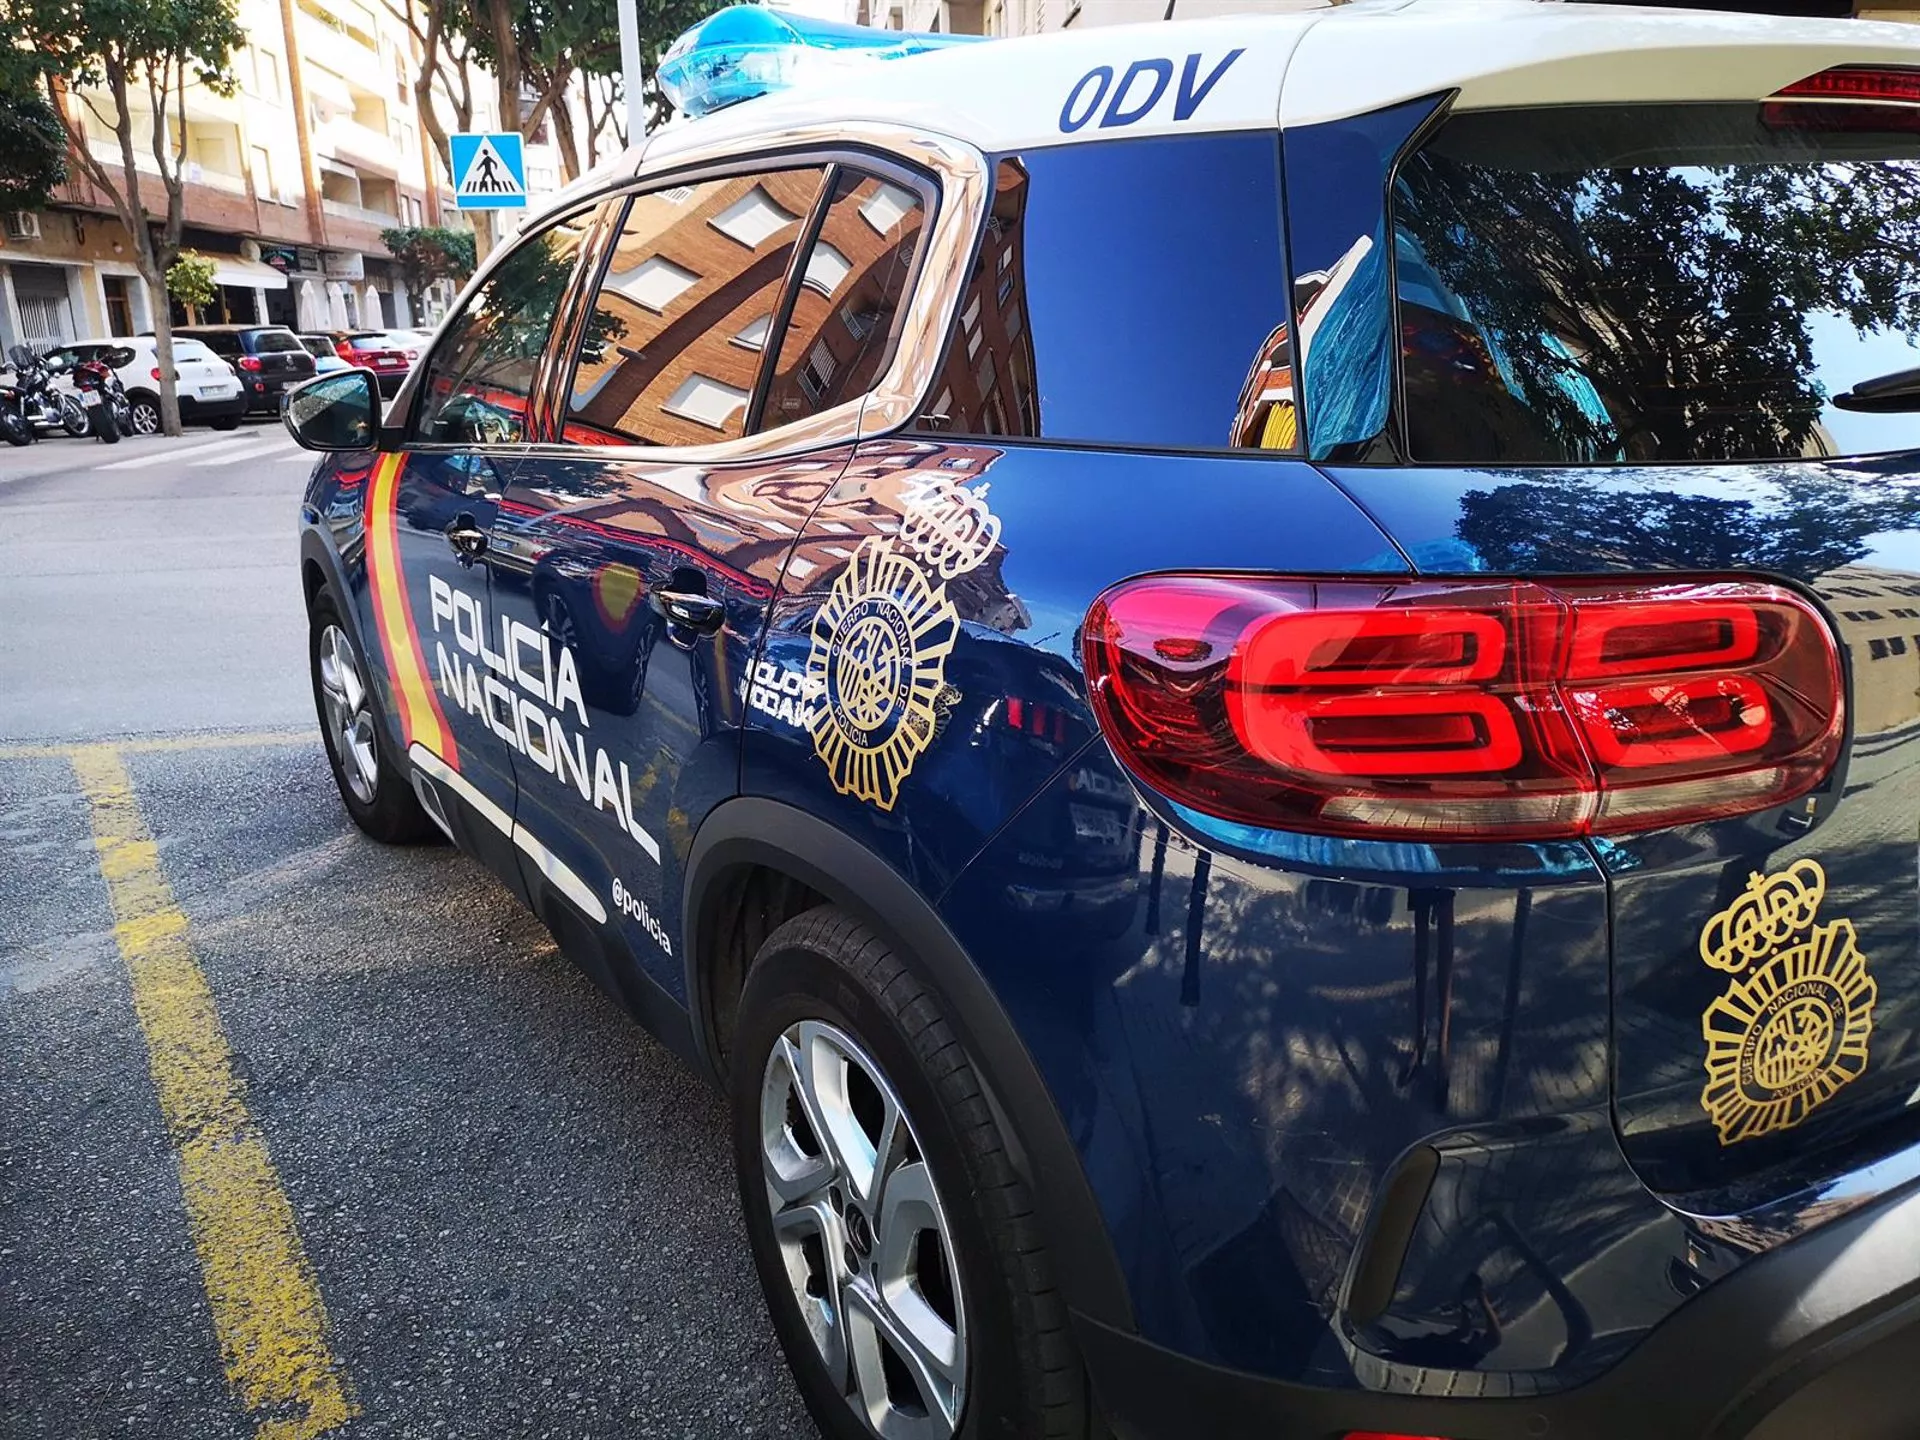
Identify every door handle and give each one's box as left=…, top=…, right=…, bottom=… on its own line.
left=650, top=587, right=726, bottom=642
left=445, top=512, right=488, bottom=563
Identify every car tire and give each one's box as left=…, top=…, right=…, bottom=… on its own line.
left=210, top=414, right=242, bottom=431
left=126, top=392, right=161, bottom=436
left=731, top=907, right=1089, bottom=1440
left=308, top=587, right=441, bottom=845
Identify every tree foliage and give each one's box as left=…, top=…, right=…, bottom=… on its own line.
left=381, top=224, right=478, bottom=294
left=166, top=252, right=216, bottom=316
left=0, top=52, right=66, bottom=210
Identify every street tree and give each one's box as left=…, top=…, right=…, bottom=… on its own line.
left=166, top=251, right=217, bottom=324
left=0, top=51, right=67, bottom=211
left=8, top=0, right=245, bottom=435
left=380, top=224, right=477, bottom=315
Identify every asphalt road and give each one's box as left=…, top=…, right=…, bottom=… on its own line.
left=0, top=426, right=814, bottom=1438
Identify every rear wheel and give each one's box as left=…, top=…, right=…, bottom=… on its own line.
left=732, top=908, right=1088, bottom=1440
left=0, top=405, right=29, bottom=446
left=94, top=402, right=119, bottom=443
left=126, top=392, right=161, bottom=436
left=308, top=587, right=440, bottom=844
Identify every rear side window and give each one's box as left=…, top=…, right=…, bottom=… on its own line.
left=247, top=330, right=303, bottom=353
left=761, top=168, right=926, bottom=428
left=914, top=133, right=1295, bottom=451
left=194, top=333, right=240, bottom=357
left=1393, top=104, right=1920, bottom=464
left=415, top=207, right=596, bottom=445
left=565, top=167, right=830, bottom=446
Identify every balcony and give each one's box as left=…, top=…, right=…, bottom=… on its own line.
left=313, top=117, right=399, bottom=178
left=323, top=198, right=399, bottom=228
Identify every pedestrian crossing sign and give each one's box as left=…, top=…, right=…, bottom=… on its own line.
left=450, top=132, right=527, bottom=209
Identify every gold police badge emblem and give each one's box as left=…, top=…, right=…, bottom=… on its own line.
left=1698, top=860, right=1876, bottom=1146
left=806, top=537, right=959, bottom=812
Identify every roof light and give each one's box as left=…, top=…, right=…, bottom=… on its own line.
left=658, top=3, right=983, bottom=119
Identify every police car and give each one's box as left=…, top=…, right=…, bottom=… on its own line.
left=288, top=3, right=1920, bottom=1435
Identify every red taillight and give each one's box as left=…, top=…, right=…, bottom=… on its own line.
left=1763, top=65, right=1920, bottom=131
left=1081, top=576, right=1844, bottom=841
left=238, top=355, right=263, bottom=371
left=1003, top=695, right=1069, bottom=746
left=1342, top=1433, right=1448, bottom=1440
left=150, top=366, right=162, bottom=380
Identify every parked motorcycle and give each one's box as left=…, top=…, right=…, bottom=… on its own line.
left=0, top=377, right=30, bottom=447
left=4, top=345, right=88, bottom=438
left=68, top=346, right=134, bottom=444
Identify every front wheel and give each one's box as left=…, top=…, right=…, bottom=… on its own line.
left=59, top=395, right=88, bottom=437
left=308, top=587, right=441, bottom=845
left=732, top=908, right=1089, bottom=1440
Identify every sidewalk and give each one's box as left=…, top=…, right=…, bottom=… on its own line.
left=0, top=422, right=300, bottom=484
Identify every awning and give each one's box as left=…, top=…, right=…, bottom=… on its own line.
left=206, top=256, right=289, bottom=291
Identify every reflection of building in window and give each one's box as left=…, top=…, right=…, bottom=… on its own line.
left=568, top=168, right=825, bottom=447
left=762, top=170, right=926, bottom=427
left=1231, top=322, right=1297, bottom=450
left=1817, top=566, right=1920, bottom=736
left=915, top=161, right=1037, bottom=437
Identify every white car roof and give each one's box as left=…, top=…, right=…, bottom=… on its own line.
left=605, top=0, right=1920, bottom=181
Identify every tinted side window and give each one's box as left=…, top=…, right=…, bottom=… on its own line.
left=248, top=330, right=303, bottom=353
left=565, top=168, right=829, bottom=446
left=914, top=134, right=1294, bottom=452
left=761, top=168, right=926, bottom=429
left=416, top=208, right=595, bottom=445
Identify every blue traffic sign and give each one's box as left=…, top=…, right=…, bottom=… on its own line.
left=450, top=132, right=527, bottom=210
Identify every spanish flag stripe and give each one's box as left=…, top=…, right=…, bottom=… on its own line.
left=364, top=452, right=458, bottom=767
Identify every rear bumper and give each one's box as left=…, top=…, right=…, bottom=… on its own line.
left=241, top=373, right=311, bottom=411
left=1082, top=1172, right=1920, bottom=1440
left=179, top=392, right=246, bottom=423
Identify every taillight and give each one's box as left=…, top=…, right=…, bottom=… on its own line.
left=238, top=355, right=263, bottom=372
left=1081, top=577, right=1844, bottom=841
left=1003, top=695, right=1070, bottom=746
left=1763, top=65, right=1920, bottom=131
left=150, top=367, right=162, bottom=380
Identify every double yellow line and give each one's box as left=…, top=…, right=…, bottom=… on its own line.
left=68, top=741, right=356, bottom=1440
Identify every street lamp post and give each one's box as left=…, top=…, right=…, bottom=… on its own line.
left=618, top=0, right=645, bottom=143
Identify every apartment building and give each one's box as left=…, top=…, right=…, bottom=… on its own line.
left=0, top=0, right=498, bottom=352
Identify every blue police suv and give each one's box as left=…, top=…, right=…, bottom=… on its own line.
left=289, top=5, right=1920, bottom=1437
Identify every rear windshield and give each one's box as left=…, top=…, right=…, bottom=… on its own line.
left=173, top=340, right=214, bottom=360
left=246, top=329, right=304, bottom=353
left=1392, top=103, right=1920, bottom=464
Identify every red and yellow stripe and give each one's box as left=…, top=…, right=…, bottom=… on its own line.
left=365, top=451, right=459, bottom=768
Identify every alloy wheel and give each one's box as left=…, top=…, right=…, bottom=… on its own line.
left=760, top=1020, right=968, bottom=1440
left=317, top=623, right=378, bottom=804
left=128, top=399, right=160, bottom=435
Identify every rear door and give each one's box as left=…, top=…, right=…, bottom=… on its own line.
left=483, top=159, right=932, bottom=998
left=357, top=206, right=599, bottom=880
left=1308, top=73, right=1920, bottom=1202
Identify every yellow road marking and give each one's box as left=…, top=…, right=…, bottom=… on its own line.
left=71, top=745, right=356, bottom=1440
left=0, top=730, right=311, bottom=759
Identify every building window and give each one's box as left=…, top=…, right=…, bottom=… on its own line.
left=710, top=186, right=801, bottom=249
left=662, top=373, right=750, bottom=430
left=732, top=313, right=772, bottom=351
left=103, top=275, right=134, bottom=336
left=803, top=242, right=851, bottom=296
left=1870, top=637, right=1890, bottom=659
left=611, top=255, right=700, bottom=313
left=859, top=181, right=916, bottom=235
left=799, top=339, right=837, bottom=403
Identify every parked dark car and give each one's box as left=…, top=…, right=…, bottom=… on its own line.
left=166, top=324, right=315, bottom=413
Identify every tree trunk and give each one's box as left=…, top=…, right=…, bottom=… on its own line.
left=551, top=89, right=580, bottom=185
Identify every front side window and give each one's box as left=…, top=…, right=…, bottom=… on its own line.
left=415, top=208, right=596, bottom=445
left=1393, top=104, right=1920, bottom=464
left=760, top=168, right=926, bottom=429
left=914, top=134, right=1295, bottom=452
left=565, top=167, right=830, bottom=446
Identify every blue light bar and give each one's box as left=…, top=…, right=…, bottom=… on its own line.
left=658, top=4, right=984, bottom=119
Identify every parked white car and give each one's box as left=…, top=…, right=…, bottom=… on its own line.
left=46, top=336, right=247, bottom=434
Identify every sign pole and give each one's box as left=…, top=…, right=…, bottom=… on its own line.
left=618, top=0, right=645, bottom=143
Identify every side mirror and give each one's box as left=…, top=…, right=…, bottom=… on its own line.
left=284, top=368, right=380, bottom=451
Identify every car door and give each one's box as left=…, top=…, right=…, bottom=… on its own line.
left=356, top=205, right=599, bottom=887
left=482, top=157, right=934, bottom=1000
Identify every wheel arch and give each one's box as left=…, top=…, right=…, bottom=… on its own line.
left=684, top=795, right=1135, bottom=1333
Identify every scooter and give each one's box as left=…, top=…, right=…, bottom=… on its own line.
left=4, top=344, right=88, bottom=438
left=68, top=347, right=133, bottom=444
